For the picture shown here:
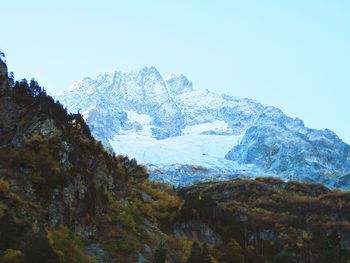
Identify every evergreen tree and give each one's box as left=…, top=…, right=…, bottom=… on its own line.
left=154, top=240, right=166, bottom=263
left=319, top=230, right=345, bottom=263
left=70, top=113, right=92, bottom=138
left=202, top=243, right=212, bottom=263
left=187, top=241, right=203, bottom=263
left=223, top=239, right=244, bottom=263
left=187, top=241, right=215, bottom=263
left=24, top=234, right=58, bottom=263
left=29, top=78, right=41, bottom=97
left=273, top=251, right=294, bottom=263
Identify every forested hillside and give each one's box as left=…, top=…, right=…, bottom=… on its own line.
left=179, top=177, right=350, bottom=262
left=0, top=53, right=187, bottom=262
left=0, top=53, right=349, bottom=262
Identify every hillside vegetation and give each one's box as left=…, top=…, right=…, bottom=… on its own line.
left=0, top=53, right=188, bottom=262
left=179, top=177, right=350, bottom=262
left=0, top=52, right=349, bottom=262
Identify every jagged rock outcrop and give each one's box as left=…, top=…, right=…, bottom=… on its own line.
left=58, top=67, right=263, bottom=140
left=58, top=67, right=350, bottom=189
left=0, top=57, right=185, bottom=262
left=1, top=53, right=350, bottom=262
left=225, top=106, right=350, bottom=189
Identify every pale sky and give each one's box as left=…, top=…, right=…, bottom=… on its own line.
left=1, top=1, right=349, bottom=143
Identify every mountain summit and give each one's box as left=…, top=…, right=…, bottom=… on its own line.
left=58, top=67, right=350, bottom=189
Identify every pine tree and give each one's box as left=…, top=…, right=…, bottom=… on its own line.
left=319, top=230, right=345, bottom=263
left=187, top=242, right=213, bottom=263
left=202, top=243, right=212, bottom=263
left=187, top=241, right=203, bottom=263
left=223, top=239, right=244, bottom=263
left=154, top=240, right=166, bottom=263
left=273, top=252, right=294, bottom=263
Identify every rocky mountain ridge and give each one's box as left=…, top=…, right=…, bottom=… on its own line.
left=1, top=52, right=350, bottom=262
left=58, top=67, right=350, bottom=189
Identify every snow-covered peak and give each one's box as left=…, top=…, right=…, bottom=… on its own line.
left=68, top=80, right=84, bottom=92
left=164, top=72, right=182, bottom=81
left=258, top=106, right=285, bottom=121
left=67, top=77, right=96, bottom=92
left=165, top=73, right=193, bottom=94
left=138, top=66, right=163, bottom=80
left=57, top=66, right=350, bottom=189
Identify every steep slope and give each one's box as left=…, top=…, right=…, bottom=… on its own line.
left=58, top=68, right=350, bottom=189
left=1, top=53, right=350, bottom=262
left=226, top=107, right=350, bottom=189
left=0, top=56, right=189, bottom=262
left=59, top=67, right=263, bottom=141
left=179, top=177, right=350, bottom=262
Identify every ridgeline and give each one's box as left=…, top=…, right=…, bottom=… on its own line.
left=0, top=52, right=349, bottom=263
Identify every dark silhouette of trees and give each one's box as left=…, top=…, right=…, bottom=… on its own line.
left=24, top=234, right=58, bottom=263
left=29, top=78, right=42, bottom=97
left=272, top=252, right=295, bottom=263
left=187, top=242, right=202, bottom=263
left=0, top=68, right=93, bottom=140
left=187, top=242, right=212, bottom=263
left=154, top=240, right=166, bottom=263
left=201, top=243, right=212, bottom=263
left=223, top=239, right=244, bottom=263
left=318, top=230, right=347, bottom=263
left=69, top=113, right=92, bottom=138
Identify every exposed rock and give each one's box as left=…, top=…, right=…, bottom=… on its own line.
left=85, top=243, right=107, bottom=263
left=58, top=68, right=350, bottom=189
left=226, top=106, right=350, bottom=189
left=176, top=220, right=222, bottom=245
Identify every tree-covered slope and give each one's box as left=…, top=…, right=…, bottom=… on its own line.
left=179, top=177, right=350, bottom=262
left=0, top=53, right=188, bottom=262
left=1, top=52, right=350, bottom=263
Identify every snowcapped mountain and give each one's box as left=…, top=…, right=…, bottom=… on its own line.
left=57, top=67, right=350, bottom=189
left=226, top=107, right=350, bottom=188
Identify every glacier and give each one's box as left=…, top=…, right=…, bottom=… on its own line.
left=57, top=67, right=350, bottom=189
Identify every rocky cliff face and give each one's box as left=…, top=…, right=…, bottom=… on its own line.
left=226, top=106, right=350, bottom=189
left=58, top=67, right=350, bottom=189
left=0, top=58, right=186, bottom=262
left=59, top=67, right=263, bottom=141
left=1, top=92, right=109, bottom=232
left=2, top=55, right=350, bottom=262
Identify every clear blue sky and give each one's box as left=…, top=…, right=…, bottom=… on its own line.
left=1, top=1, right=349, bottom=143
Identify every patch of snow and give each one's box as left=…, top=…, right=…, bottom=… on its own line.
left=57, top=66, right=350, bottom=189
left=109, top=133, right=244, bottom=169
left=164, top=73, right=182, bottom=81
left=125, top=110, right=152, bottom=125
left=182, top=121, right=229, bottom=135
left=68, top=80, right=84, bottom=92
left=81, top=106, right=96, bottom=119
